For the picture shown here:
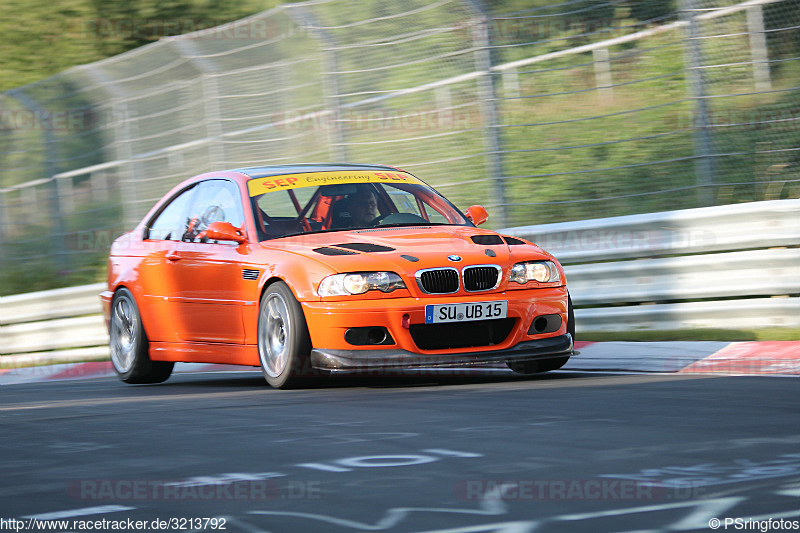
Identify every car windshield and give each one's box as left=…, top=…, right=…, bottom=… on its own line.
left=247, top=170, right=471, bottom=240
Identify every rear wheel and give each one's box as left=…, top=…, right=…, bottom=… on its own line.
left=110, top=288, right=173, bottom=384
left=257, top=282, right=326, bottom=389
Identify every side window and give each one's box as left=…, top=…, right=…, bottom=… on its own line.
left=421, top=200, right=448, bottom=224
left=146, top=185, right=196, bottom=241
left=183, top=179, right=245, bottom=243
left=388, top=189, right=422, bottom=216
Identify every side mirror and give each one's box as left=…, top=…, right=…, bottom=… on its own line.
left=205, top=221, right=247, bottom=244
left=465, top=205, right=489, bottom=226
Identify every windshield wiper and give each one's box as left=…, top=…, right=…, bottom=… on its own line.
left=265, top=228, right=341, bottom=240
left=371, top=222, right=452, bottom=229
left=264, top=222, right=456, bottom=240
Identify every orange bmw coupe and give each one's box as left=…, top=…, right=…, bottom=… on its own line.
left=102, top=164, right=574, bottom=388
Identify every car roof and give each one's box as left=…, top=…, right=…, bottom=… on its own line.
left=234, top=163, right=402, bottom=179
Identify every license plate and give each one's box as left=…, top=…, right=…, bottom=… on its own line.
left=425, top=300, right=508, bottom=324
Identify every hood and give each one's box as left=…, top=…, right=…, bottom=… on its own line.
left=260, top=225, right=553, bottom=273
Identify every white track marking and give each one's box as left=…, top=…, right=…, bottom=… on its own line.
left=249, top=482, right=510, bottom=531
left=23, top=505, right=134, bottom=520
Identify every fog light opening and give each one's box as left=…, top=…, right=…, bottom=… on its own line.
left=368, top=327, right=388, bottom=345
left=345, top=326, right=394, bottom=346
left=527, top=314, right=562, bottom=335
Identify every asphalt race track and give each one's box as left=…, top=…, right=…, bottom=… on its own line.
left=2, top=369, right=799, bottom=532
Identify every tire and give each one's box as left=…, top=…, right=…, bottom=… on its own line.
left=507, top=293, right=574, bottom=375
left=109, top=288, right=174, bottom=384
left=257, top=282, right=326, bottom=389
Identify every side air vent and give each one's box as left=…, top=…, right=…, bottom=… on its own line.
left=242, top=269, right=260, bottom=280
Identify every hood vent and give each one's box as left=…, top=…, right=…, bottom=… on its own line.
left=502, top=236, right=527, bottom=246
left=313, top=247, right=358, bottom=256
left=334, top=242, right=395, bottom=253
left=471, top=235, right=504, bottom=245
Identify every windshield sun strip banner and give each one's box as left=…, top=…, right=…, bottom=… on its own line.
left=247, top=171, right=424, bottom=197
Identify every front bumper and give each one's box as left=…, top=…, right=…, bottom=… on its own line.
left=302, top=286, right=569, bottom=355
left=311, top=333, right=573, bottom=371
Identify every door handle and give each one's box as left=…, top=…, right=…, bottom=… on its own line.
left=166, top=250, right=181, bottom=262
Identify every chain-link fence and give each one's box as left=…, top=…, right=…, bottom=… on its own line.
left=1, top=0, right=798, bottom=295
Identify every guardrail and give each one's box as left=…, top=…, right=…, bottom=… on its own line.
left=566, top=248, right=800, bottom=305
left=513, top=199, right=800, bottom=332
left=505, top=199, right=800, bottom=263
left=1, top=199, right=798, bottom=365
left=0, top=283, right=105, bottom=326
left=0, top=283, right=109, bottom=366
left=577, top=297, right=800, bottom=332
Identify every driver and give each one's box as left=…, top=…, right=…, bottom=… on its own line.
left=343, top=187, right=378, bottom=227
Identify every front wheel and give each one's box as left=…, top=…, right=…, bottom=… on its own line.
left=257, top=282, right=326, bottom=389
left=109, top=288, right=173, bottom=384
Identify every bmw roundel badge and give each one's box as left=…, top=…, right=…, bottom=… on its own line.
left=447, top=255, right=462, bottom=262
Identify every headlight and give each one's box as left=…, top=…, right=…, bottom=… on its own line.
left=318, top=272, right=406, bottom=296
left=509, top=261, right=561, bottom=284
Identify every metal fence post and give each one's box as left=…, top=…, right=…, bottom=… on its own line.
left=91, top=171, right=109, bottom=203
left=502, top=67, right=520, bottom=99
left=464, top=0, right=507, bottom=227
left=0, top=188, right=7, bottom=271
left=55, top=175, right=75, bottom=214
left=83, top=65, right=140, bottom=229
left=288, top=6, right=347, bottom=162
left=680, top=0, right=716, bottom=207
left=115, top=103, right=139, bottom=229
left=5, top=89, right=69, bottom=270
left=747, top=4, right=772, bottom=91
left=169, top=39, right=226, bottom=169
left=593, top=48, right=614, bottom=102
